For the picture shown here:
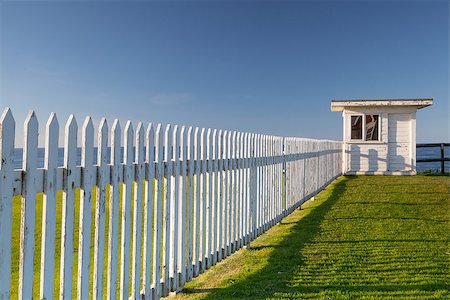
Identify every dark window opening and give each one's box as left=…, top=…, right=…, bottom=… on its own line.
left=365, top=115, right=379, bottom=141
left=351, top=116, right=362, bottom=140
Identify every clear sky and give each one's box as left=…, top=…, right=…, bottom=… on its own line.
left=1, top=0, right=448, bottom=147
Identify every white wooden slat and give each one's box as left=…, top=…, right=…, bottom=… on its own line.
left=240, top=132, right=246, bottom=246
left=255, top=134, right=260, bottom=236
left=192, top=127, right=201, bottom=276
left=236, top=132, right=242, bottom=249
left=107, top=119, right=121, bottom=300
left=249, top=133, right=256, bottom=244
left=270, top=136, right=274, bottom=225
left=231, top=131, right=237, bottom=252
left=199, top=128, right=207, bottom=271
left=259, top=134, right=264, bottom=235
left=211, top=129, right=218, bottom=266
left=77, top=117, right=94, bottom=300
left=177, top=126, right=187, bottom=288
left=143, top=123, right=155, bottom=299
left=205, top=128, right=212, bottom=268
left=94, top=118, right=108, bottom=300
left=186, top=127, right=194, bottom=281
left=244, top=132, right=250, bottom=244
left=152, top=123, right=163, bottom=299
left=264, top=135, right=269, bottom=231
left=18, top=111, right=38, bottom=300
left=60, top=114, right=77, bottom=300
left=222, top=131, right=230, bottom=257
left=120, top=120, right=134, bottom=300
left=216, top=130, right=223, bottom=262
left=239, top=132, right=245, bottom=247
left=162, top=124, right=172, bottom=296
left=131, top=122, right=144, bottom=299
left=40, top=113, right=58, bottom=300
left=260, top=135, right=265, bottom=232
left=0, top=108, right=14, bottom=300
left=243, top=132, right=249, bottom=245
left=169, top=125, right=179, bottom=291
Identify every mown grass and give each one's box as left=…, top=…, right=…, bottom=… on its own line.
left=174, top=175, right=450, bottom=299
left=10, top=185, right=136, bottom=299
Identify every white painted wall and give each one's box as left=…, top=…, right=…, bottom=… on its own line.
left=342, top=106, right=417, bottom=175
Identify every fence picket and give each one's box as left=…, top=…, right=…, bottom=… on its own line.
left=93, top=118, right=108, bottom=300
left=60, top=115, right=77, bottom=299
left=162, top=124, right=172, bottom=296
left=152, top=124, right=163, bottom=299
left=120, top=121, right=134, bottom=300
left=0, top=108, right=14, bottom=300
left=107, top=119, right=121, bottom=300
left=192, top=127, right=201, bottom=276
left=77, top=117, right=94, bottom=300
left=206, top=128, right=212, bottom=268
left=143, top=123, right=155, bottom=299
left=18, top=111, right=38, bottom=300
left=169, top=125, right=179, bottom=291
left=40, top=113, right=58, bottom=300
left=178, top=126, right=187, bottom=288
left=131, top=122, right=144, bottom=299
left=186, top=127, right=194, bottom=281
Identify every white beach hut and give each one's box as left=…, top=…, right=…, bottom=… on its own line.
left=331, top=98, right=433, bottom=175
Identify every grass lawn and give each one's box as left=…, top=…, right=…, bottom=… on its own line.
left=173, top=175, right=450, bottom=299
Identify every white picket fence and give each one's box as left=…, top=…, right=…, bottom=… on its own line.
left=0, top=108, right=342, bottom=300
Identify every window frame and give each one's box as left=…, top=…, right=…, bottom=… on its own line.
left=349, top=113, right=381, bottom=142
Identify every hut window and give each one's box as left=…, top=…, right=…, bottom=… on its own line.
left=351, top=116, right=363, bottom=140
left=365, top=114, right=379, bottom=141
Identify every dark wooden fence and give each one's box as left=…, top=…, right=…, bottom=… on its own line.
left=416, top=143, right=450, bottom=174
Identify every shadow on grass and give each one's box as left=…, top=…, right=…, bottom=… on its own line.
left=181, top=176, right=449, bottom=299
left=182, top=177, right=349, bottom=299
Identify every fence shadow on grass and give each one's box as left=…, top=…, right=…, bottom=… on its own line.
left=181, top=175, right=449, bottom=299
left=181, top=177, right=350, bottom=299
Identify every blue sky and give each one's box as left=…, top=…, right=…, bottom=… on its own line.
left=1, top=0, right=448, bottom=146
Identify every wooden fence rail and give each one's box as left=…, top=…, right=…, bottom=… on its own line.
left=0, top=108, right=342, bottom=300
left=416, top=143, right=449, bottom=175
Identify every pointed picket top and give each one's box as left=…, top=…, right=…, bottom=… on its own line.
left=194, top=127, right=200, bottom=160
left=45, top=112, right=59, bottom=162
left=155, top=123, right=163, bottom=162
left=24, top=110, right=38, bottom=130
left=64, top=114, right=78, bottom=167
left=23, top=110, right=39, bottom=168
left=98, top=117, right=108, bottom=167
left=0, top=107, right=15, bottom=167
left=200, top=128, right=206, bottom=160
left=187, top=127, right=193, bottom=160
left=145, top=123, right=155, bottom=163
left=206, top=128, right=212, bottom=159
left=222, top=130, right=228, bottom=159
left=81, top=116, right=94, bottom=167
left=180, top=126, right=186, bottom=160
left=0, top=107, right=14, bottom=131
left=164, top=124, right=172, bottom=162
left=212, top=129, right=217, bottom=159
left=111, top=119, right=121, bottom=165
left=136, top=122, right=144, bottom=164
left=172, top=125, right=179, bottom=160
left=124, top=121, right=134, bottom=164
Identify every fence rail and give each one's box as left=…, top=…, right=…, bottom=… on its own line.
left=416, top=143, right=449, bottom=174
left=0, top=108, right=342, bottom=300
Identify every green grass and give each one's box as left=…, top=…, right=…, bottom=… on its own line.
left=9, top=178, right=170, bottom=299
left=175, top=175, right=450, bottom=299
